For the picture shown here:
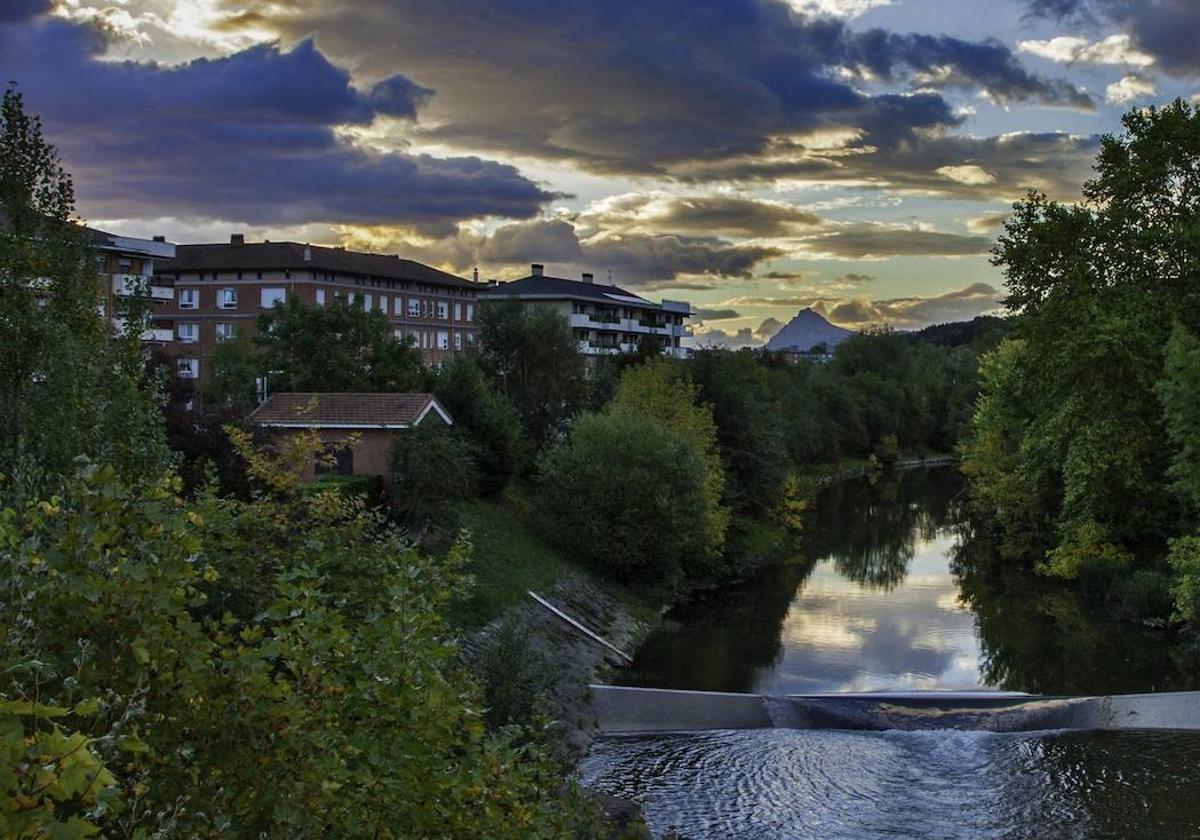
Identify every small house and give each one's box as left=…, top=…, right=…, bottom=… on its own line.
left=248, top=392, right=453, bottom=491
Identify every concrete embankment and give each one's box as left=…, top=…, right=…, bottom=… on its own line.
left=590, top=685, right=1200, bottom=733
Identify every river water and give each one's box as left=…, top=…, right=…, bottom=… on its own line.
left=580, top=468, right=1200, bottom=838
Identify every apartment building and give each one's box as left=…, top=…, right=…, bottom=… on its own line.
left=154, top=236, right=480, bottom=380
left=88, top=226, right=176, bottom=339
left=480, top=264, right=692, bottom=358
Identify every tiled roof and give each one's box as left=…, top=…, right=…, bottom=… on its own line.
left=482, top=273, right=655, bottom=305
left=248, top=393, right=451, bottom=428
left=160, top=241, right=476, bottom=290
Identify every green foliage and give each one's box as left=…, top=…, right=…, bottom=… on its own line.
left=476, top=300, right=589, bottom=443
left=432, top=356, right=525, bottom=495
left=392, top=421, right=479, bottom=526
left=0, top=84, right=170, bottom=500
left=1159, top=322, right=1200, bottom=511
left=204, top=295, right=428, bottom=396
left=474, top=618, right=555, bottom=732
left=1169, top=536, right=1200, bottom=622
left=0, top=698, right=118, bottom=838
left=611, top=358, right=729, bottom=561
left=537, top=406, right=714, bottom=594
left=964, top=100, right=1200, bottom=611
left=0, top=445, right=588, bottom=836
left=199, top=332, right=260, bottom=411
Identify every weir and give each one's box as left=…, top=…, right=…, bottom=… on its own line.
left=590, top=685, right=1200, bottom=733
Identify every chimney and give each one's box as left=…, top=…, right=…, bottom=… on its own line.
left=473, top=267, right=479, bottom=283
left=582, top=272, right=594, bottom=284
left=531, top=263, right=544, bottom=277
left=152, top=235, right=166, bottom=242
left=230, top=233, right=245, bottom=246
left=303, top=244, right=312, bottom=262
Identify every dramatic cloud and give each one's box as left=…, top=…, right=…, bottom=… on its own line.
left=1017, top=34, right=1154, bottom=67
left=798, top=223, right=993, bottom=259
left=583, top=194, right=821, bottom=237
left=0, top=17, right=553, bottom=229
left=695, top=308, right=742, bottom=320
left=1019, top=0, right=1200, bottom=77
left=1105, top=74, right=1157, bottom=105
left=818, top=282, right=1000, bottom=327
left=181, top=0, right=1092, bottom=184
left=966, top=212, right=1010, bottom=235
left=360, top=218, right=782, bottom=287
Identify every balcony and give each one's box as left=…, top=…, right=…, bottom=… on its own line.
left=141, top=328, right=174, bottom=343
left=112, top=274, right=173, bottom=301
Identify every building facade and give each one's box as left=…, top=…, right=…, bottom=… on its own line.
left=154, top=236, right=480, bottom=381
left=481, top=264, right=692, bottom=358
left=87, top=226, right=176, bottom=341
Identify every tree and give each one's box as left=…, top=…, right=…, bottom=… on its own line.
left=251, top=295, right=426, bottom=393
left=432, top=356, right=524, bottom=495
left=537, top=406, right=712, bottom=594
left=965, top=100, right=1200, bottom=578
left=476, top=300, right=589, bottom=443
left=0, top=84, right=169, bottom=500
left=611, top=357, right=729, bottom=563
left=392, top=422, right=479, bottom=526
left=0, top=436, right=590, bottom=837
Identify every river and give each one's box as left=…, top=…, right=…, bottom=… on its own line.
left=580, top=467, right=1200, bottom=838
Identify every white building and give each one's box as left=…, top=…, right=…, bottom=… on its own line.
left=481, top=263, right=692, bottom=358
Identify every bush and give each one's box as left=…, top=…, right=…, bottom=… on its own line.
left=537, top=406, right=713, bottom=593
left=0, top=435, right=589, bottom=837
left=1169, top=535, right=1200, bottom=622
left=392, top=422, right=479, bottom=527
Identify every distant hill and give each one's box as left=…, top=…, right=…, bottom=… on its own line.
left=766, top=308, right=853, bottom=353
left=908, top=315, right=1014, bottom=348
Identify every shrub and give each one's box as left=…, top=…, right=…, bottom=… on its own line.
left=0, top=438, right=588, bottom=836
left=392, top=422, right=479, bottom=527
left=1169, top=535, right=1200, bottom=622
left=1110, top=570, right=1176, bottom=622
left=536, top=406, right=712, bottom=593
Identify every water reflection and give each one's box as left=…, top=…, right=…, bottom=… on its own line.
left=618, top=467, right=1200, bottom=695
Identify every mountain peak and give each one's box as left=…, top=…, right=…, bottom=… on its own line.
left=766, top=307, right=853, bottom=353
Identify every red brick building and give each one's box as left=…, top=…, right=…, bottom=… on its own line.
left=154, top=236, right=481, bottom=381
left=248, top=392, right=453, bottom=493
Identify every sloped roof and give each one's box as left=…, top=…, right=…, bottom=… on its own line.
left=248, top=393, right=452, bottom=428
left=161, top=241, right=475, bottom=290
left=482, top=273, right=655, bottom=306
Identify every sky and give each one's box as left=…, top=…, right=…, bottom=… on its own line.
left=2, top=0, right=1197, bottom=344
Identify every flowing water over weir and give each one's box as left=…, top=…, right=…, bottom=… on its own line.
left=579, top=468, right=1200, bottom=838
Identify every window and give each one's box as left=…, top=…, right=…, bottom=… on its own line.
left=408, top=298, right=420, bottom=318
left=364, top=293, right=373, bottom=311
left=437, top=301, right=448, bottom=320
left=394, top=297, right=404, bottom=316
left=348, top=292, right=358, bottom=306
left=466, top=303, right=474, bottom=322
left=454, top=332, right=463, bottom=351
left=177, top=322, right=199, bottom=343
left=215, top=323, right=236, bottom=341
left=454, top=303, right=462, bottom=321
left=218, top=287, right=238, bottom=308
left=118, top=258, right=132, bottom=272
left=178, top=288, right=198, bottom=309
left=260, top=287, right=286, bottom=308
left=316, top=288, right=326, bottom=305
left=437, top=330, right=449, bottom=350
left=177, top=357, right=199, bottom=379
left=380, top=295, right=388, bottom=313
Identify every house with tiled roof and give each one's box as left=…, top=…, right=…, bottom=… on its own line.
left=249, top=392, right=453, bottom=491
left=480, top=264, right=692, bottom=359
